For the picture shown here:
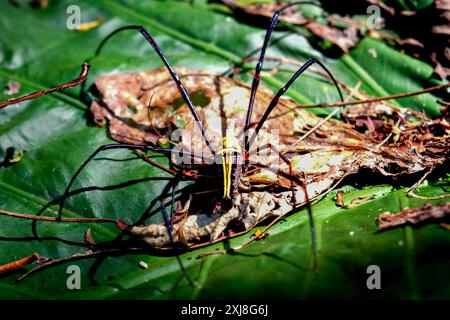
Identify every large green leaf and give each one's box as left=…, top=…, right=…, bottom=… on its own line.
left=0, top=0, right=449, bottom=299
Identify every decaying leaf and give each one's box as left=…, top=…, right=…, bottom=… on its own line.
left=219, top=0, right=361, bottom=52
left=432, top=52, right=450, bottom=80
left=84, top=228, right=95, bottom=247
left=335, top=190, right=378, bottom=209
left=219, top=0, right=309, bottom=25
left=378, top=203, right=450, bottom=230
left=90, top=68, right=450, bottom=248
left=305, top=16, right=360, bottom=52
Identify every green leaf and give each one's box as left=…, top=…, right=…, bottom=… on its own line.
left=389, top=0, right=434, bottom=11
left=0, top=0, right=449, bottom=299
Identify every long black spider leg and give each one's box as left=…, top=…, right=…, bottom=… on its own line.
left=243, top=1, right=323, bottom=152
left=248, top=57, right=344, bottom=149
left=96, top=25, right=216, bottom=155
left=160, top=186, right=197, bottom=288
left=57, top=143, right=206, bottom=220
left=246, top=58, right=342, bottom=269
left=249, top=162, right=317, bottom=269
left=57, top=143, right=169, bottom=220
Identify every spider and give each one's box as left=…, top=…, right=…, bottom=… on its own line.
left=0, top=2, right=344, bottom=284
left=1, top=1, right=448, bottom=286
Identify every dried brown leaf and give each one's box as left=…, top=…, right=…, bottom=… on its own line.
left=432, top=52, right=450, bottom=80
left=84, top=228, right=95, bottom=247
left=305, top=17, right=359, bottom=52
left=378, top=203, right=450, bottom=230
left=90, top=68, right=450, bottom=248
left=220, top=0, right=309, bottom=25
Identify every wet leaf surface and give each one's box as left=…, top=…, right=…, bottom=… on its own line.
left=0, top=0, right=449, bottom=299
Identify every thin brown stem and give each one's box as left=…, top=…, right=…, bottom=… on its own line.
left=0, top=253, right=48, bottom=273
left=0, top=208, right=116, bottom=223
left=437, top=100, right=450, bottom=107
left=407, top=192, right=450, bottom=200
left=296, top=82, right=450, bottom=109
left=0, top=63, right=90, bottom=108
left=16, top=247, right=147, bottom=281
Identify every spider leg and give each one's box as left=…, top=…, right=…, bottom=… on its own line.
left=243, top=1, right=325, bottom=152
left=159, top=178, right=197, bottom=288
left=248, top=57, right=344, bottom=149
left=96, top=26, right=216, bottom=155
left=57, top=143, right=204, bottom=220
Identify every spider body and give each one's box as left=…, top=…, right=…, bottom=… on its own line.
left=216, top=136, right=243, bottom=200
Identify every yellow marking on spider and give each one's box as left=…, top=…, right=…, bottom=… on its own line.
left=217, top=136, right=241, bottom=199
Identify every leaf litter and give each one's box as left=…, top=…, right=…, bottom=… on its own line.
left=378, top=202, right=450, bottom=230
left=221, top=0, right=450, bottom=78
left=89, top=67, right=450, bottom=248
left=219, top=0, right=362, bottom=52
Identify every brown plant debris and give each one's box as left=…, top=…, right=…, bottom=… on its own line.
left=219, top=0, right=361, bottom=52
left=4, top=81, right=21, bottom=95
left=378, top=203, right=450, bottom=230
left=305, top=16, right=359, bottom=52
left=335, top=190, right=378, bottom=209
left=89, top=67, right=449, bottom=248
left=0, top=253, right=49, bottom=273
left=219, top=0, right=309, bottom=25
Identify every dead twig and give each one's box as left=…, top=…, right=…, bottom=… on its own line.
left=0, top=63, right=90, bottom=108
left=0, top=208, right=117, bottom=223
left=0, top=253, right=49, bottom=273
left=295, top=82, right=450, bottom=109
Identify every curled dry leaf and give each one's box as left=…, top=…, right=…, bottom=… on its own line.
left=91, top=68, right=450, bottom=248
left=335, top=190, right=378, bottom=209
left=378, top=203, right=450, bottom=230
left=84, top=228, right=95, bottom=247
